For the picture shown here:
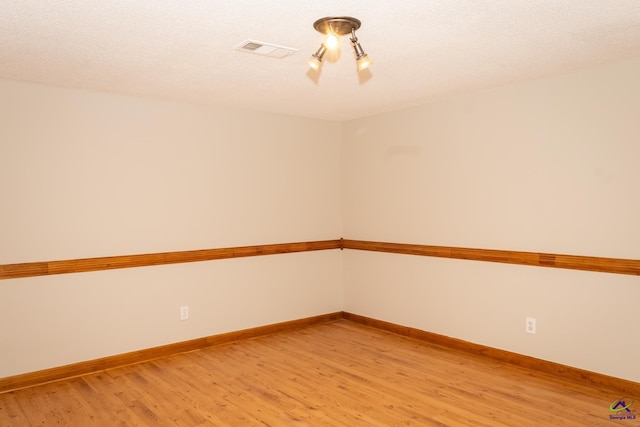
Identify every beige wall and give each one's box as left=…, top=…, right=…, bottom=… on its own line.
left=2, top=58, right=639, bottom=382
left=341, top=58, right=640, bottom=382
left=0, top=81, right=343, bottom=377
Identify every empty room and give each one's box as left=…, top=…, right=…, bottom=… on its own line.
left=1, top=1, right=639, bottom=425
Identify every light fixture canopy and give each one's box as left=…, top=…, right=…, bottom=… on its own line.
left=313, top=16, right=361, bottom=37
left=308, top=16, right=371, bottom=71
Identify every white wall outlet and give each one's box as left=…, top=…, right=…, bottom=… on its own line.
left=180, top=305, right=189, bottom=321
left=526, top=317, right=536, bottom=334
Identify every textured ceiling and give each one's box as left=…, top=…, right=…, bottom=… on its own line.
left=1, top=1, right=640, bottom=121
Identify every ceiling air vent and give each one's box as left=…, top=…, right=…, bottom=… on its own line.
left=233, top=40, right=298, bottom=58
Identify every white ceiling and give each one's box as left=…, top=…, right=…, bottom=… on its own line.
left=1, top=1, right=640, bottom=121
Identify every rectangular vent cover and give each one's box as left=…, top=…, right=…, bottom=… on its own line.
left=233, top=40, right=298, bottom=58
left=242, top=42, right=263, bottom=51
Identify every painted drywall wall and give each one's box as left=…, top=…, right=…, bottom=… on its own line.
left=0, top=80, right=343, bottom=377
left=341, top=58, right=640, bottom=382
left=2, top=251, right=342, bottom=378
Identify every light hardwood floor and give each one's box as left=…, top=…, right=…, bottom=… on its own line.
left=0, top=320, right=630, bottom=426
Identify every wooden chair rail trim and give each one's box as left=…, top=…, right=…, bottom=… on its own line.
left=0, top=312, right=344, bottom=394
left=342, top=312, right=640, bottom=396
left=2, top=238, right=638, bottom=281
left=342, top=239, right=640, bottom=276
left=0, top=240, right=342, bottom=281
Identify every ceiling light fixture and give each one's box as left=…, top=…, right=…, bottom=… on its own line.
left=307, top=16, right=372, bottom=71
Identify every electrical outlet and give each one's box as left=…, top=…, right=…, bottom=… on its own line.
left=180, top=306, right=189, bottom=321
left=526, top=317, right=536, bottom=334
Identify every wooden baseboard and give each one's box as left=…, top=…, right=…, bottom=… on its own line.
left=3, top=311, right=637, bottom=397
left=343, top=311, right=640, bottom=396
left=0, top=312, right=343, bottom=394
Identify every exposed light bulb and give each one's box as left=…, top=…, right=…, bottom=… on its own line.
left=357, top=55, right=372, bottom=71
left=307, top=55, right=322, bottom=70
left=325, top=33, right=339, bottom=50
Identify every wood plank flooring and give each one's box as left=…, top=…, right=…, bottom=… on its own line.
left=0, top=320, right=631, bottom=426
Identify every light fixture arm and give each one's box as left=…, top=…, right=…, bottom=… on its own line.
left=313, top=44, right=327, bottom=59
left=350, top=28, right=366, bottom=59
